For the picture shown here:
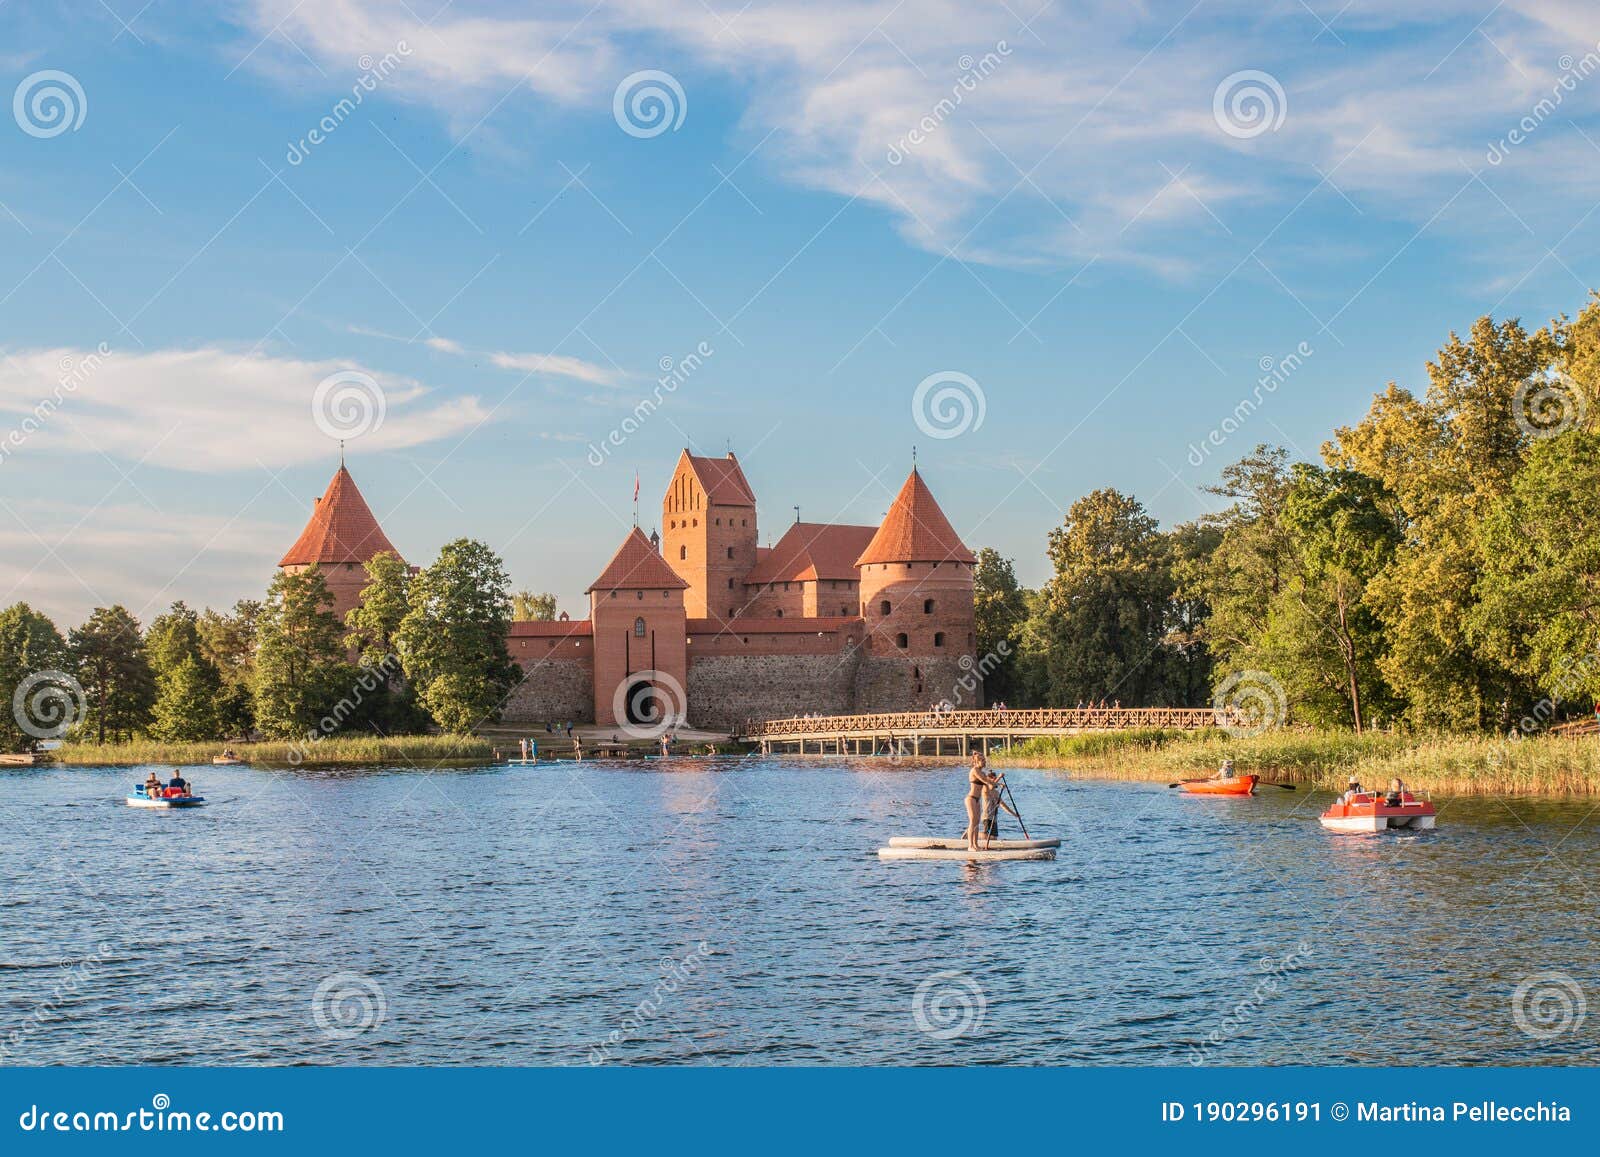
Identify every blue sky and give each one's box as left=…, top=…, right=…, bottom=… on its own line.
left=3, top=0, right=1600, bottom=626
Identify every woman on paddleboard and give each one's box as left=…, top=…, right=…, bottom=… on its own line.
left=965, top=754, right=1010, bottom=851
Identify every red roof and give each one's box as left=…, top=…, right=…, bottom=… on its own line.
left=682, top=451, right=756, bottom=507
left=856, top=469, right=975, bottom=566
left=587, top=527, right=690, bottom=592
left=745, top=522, right=877, bottom=585
left=278, top=465, right=401, bottom=567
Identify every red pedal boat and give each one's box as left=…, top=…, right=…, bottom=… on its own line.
left=1319, top=790, right=1436, bottom=833
left=1179, top=774, right=1258, bottom=796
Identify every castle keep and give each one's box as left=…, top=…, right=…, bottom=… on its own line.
left=281, top=451, right=979, bottom=731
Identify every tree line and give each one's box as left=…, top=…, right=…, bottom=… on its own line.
left=0, top=538, right=543, bottom=751
left=975, top=295, right=1600, bottom=734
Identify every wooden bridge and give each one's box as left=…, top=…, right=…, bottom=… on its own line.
left=743, top=706, right=1219, bottom=756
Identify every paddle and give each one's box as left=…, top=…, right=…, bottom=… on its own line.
left=998, top=774, right=1031, bottom=840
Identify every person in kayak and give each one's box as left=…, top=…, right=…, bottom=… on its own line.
left=143, top=771, right=163, bottom=799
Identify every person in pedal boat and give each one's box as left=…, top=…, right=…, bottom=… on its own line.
left=1384, top=777, right=1406, bottom=807
left=1340, top=776, right=1363, bottom=803
left=168, top=770, right=190, bottom=798
left=143, top=771, right=163, bottom=799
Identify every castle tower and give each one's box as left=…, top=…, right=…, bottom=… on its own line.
left=853, top=468, right=979, bottom=709
left=278, top=462, right=403, bottom=623
left=661, top=451, right=758, bottom=619
left=588, top=527, right=690, bottom=728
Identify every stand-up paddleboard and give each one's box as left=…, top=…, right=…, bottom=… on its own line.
left=887, top=836, right=1060, bottom=850
left=877, top=846, right=1055, bottom=862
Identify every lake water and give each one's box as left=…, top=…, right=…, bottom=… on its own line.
left=2, top=758, right=1596, bottom=1066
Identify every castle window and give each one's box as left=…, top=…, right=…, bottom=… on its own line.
left=716, top=518, right=721, bottom=525
left=680, top=545, right=687, bottom=560
left=610, top=591, right=617, bottom=598
left=726, top=547, right=734, bottom=559
left=879, top=600, right=891, bottom=615
left=727, top=578, right=734, bottom=589
left=637, top=590, right=644, bottom=600
left=895, top=633, right=908, bottom=649
left=663, top=591, right=670, bottom=598
left=841, top=606, right=849, bottom=614
left=923, top=599, right=935, bottom=614
left=741, top=519, right=747, bottom=526
left=634, top=617, right=646, bottom=637
left=934, top=632, right=945, bottom=647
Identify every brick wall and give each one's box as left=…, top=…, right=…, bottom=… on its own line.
left=852, top=655, right=980, bottom=713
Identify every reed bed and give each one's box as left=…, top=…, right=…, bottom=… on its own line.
left=45, top=734, right=494, bottom=768
left=992, top=729, right=1600, bottom=796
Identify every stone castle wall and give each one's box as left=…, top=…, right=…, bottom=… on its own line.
left=687, top=648, right=863, bottom=731
left=852, top=654, right=981, bottom=714
left=502, top=657, right=595, bottom=725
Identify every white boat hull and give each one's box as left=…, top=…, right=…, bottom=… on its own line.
left=877, top=846, right=1056, bottom=862
left=1319, top=813, right=1434, bottom=833
left=126, top=796, right=206, bottom=809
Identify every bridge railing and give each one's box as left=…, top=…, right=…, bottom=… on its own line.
left=743, top=707, right=1222, bottom=737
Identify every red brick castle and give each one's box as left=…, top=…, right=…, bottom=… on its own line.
left=280, top=451, right=979, bottom=731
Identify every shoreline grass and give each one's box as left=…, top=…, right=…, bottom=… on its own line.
left=989, top=728, right=1600, bottom=796
left=43, top=734, right=494, bottom=769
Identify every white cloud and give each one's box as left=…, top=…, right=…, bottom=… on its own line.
left=0, top=345, right=488, bottom=472
left=238, top=0, right=1600, bottom=273
left=487, top=350, right=621, bottom=385
left=424, top=335, right=464, bottom=354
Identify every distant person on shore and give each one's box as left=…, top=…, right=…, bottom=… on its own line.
left=572, top=736, right=584, bottom=762
left=660, top=733, right=672, bottom=757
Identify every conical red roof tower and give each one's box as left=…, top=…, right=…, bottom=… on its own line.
left=856, top=468, right=975, bottom=566
left=279, top=464, right=401, bottom=568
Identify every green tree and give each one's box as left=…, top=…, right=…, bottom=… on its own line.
left=198, top=599, right=260, bottom=736
left=1471, top=430, right=1600, bottom=720
left=149, top=656, right=224, bottom=741
left=1261, top=465, right=1402, bottom=731
left=972, top=548, right=1027, bottom=705
left=0, top=603, right=69, bottom=751
left=1334, top=315, right=1556, bottom=728
left=1028, top=489, right=1174, bottom=707
left=252, top=567, right=351, bottom=739
left=146, top=601, right=225, bottom=741
left=1159, top=521, right=1220, bottom=708
left=511, top=590, right=559, bottom=621
left=68, top=606, right=156, bottom=744
left=396, top=539, right=518, bottom=733
left=345, top=552, right=426, bottom=734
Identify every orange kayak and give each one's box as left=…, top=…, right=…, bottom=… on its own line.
left=1179, top=774, right=1258, bottom=796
